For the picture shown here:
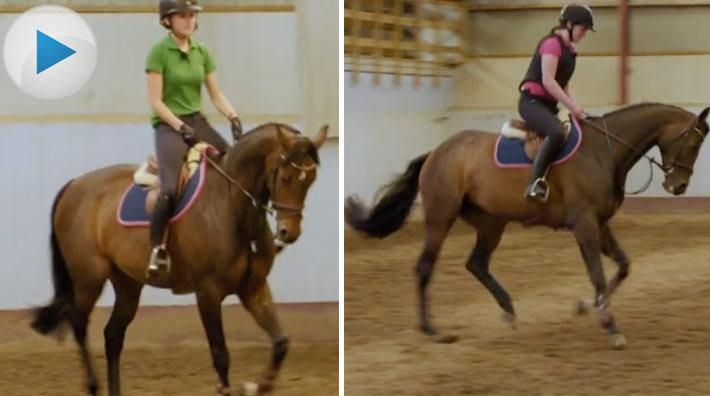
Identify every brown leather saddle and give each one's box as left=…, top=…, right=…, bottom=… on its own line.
left=133, top=142, right=209, bottom=214
left=501, top=119, right=570, bottom=161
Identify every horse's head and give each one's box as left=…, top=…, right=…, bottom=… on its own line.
left=657, top=107, right=709, bottom=195
left=267, top=124, right=328, bottom=244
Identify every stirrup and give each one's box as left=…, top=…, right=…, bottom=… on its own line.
left=146, top=245, right=171, bottom=277
left=525, top=177, right=550, bottom=202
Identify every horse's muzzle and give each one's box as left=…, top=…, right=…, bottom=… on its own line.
left=673, top=181, right=688, bottom=195
left=663, top=179, right=687, bottom=195
left=276, top=226, right=300, bottom=244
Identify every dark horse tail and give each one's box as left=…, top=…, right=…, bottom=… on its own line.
left=345, top=152, right=429, bottom=238
left=31, top=180, right=74, bottom=336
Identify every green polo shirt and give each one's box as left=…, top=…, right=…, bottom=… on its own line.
left=145, top=35, right=216, bottom=127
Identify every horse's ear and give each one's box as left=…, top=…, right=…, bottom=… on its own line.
left=698, top=107, right=710, bottom=122
left=312, top=124, right=329, bottom=149
left=276, top=125, right=295, bottom=152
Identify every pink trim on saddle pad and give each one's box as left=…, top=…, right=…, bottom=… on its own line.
left=493, top=117, right=583, bottom=169
left=115, top=153, right=208, bottom=228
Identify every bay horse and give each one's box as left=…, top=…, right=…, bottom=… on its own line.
left=346, top=103, right=709, bottom=349
left=31, top=123, right=328, bottom=395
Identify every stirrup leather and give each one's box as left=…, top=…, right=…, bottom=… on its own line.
left=146, top=244, right=171, bottom=277
left=526, top=177, right=550, bottom=202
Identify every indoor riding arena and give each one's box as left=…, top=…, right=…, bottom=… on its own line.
left=345, top=2, right=710, bottom=395
left=0, top=1, right=338, bottom=395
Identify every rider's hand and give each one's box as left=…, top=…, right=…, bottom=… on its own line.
left=229, top=116, right=243, bottom=141
left=569, top=104, right=585, bottom=120
left=179, top=124, right=198, bottom=147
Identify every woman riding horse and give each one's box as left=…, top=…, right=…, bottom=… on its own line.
left=33, top=122, right=328, bottom=395
left=147, top=0, right=243, bottom=275
left=520, top=4, right=594, bottom=201
left=347, top=101, right=709, bottom=348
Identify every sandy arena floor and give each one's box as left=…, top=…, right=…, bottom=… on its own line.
left=346, top=214, right=710, bottom=395
left=0, top=303, right=337, bottom=395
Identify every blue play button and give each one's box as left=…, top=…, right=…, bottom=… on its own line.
left=36, top=29, right=76, bottom=74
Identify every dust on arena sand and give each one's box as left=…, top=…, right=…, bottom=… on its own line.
left=346, top=213, right=710, bottom=395
left=0, top=303, right=337, bottom=395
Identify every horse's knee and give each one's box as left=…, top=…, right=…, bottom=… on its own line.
left=465, top=247, right=489, bottom=278
left=103, top=322, right=128, bottom=346
left=465, top=259, right=483, bottom=277
left=618, top=264, right=630, bottom=280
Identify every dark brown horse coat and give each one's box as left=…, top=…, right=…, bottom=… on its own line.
left=347, top=103, right=708, bottom=348
left=33, top=123, right=328, bottom=395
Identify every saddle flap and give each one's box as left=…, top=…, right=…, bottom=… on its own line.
left=500, top=118, right=574, bottom=160
left=495, top=117, right=582, bottom=168
left=133, top=142, right=210, bottom=188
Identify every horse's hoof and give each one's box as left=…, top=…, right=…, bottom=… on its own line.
left=242, top=381, right=260, bottom=396
left=575, top=299, right=592, bottom=316
left=502, top=312, right=517, bottom=329
left=433, top=333, right=458, bottom=344
left=608, top=333, right=627, bottom=350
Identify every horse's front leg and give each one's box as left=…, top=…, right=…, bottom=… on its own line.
left=600, top=222, right=631, bottom=296
left=577, top=222, right=631, bottom=315
left=572, top=214, right=627, bottom=349
left=238, top=282, right=288, bottom=395
left=195, top=281, right=232, bottom=394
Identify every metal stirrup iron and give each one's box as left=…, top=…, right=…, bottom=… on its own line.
left=146, top=244, right=171, bottom=277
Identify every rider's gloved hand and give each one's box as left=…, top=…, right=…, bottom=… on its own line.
left=179, top=124, right=198, bottom=147
left=230, top=116, right=243, bottom=141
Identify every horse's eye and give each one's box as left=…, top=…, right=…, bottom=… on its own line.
left=280, top=175, right=292, bottom=184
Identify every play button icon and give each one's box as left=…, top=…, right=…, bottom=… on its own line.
left=3, top=5, right=97, bottom=100
left=36, top=30, right=77, bottom=74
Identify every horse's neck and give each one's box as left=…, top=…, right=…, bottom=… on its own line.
left=595, top=108, right=680, bottom=175
left=223, top=140, right=273, bottom=208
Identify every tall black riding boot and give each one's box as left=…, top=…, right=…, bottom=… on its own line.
left=147, top=193, right=174, bottom=277
left=524, top=137, right=561, bottom=202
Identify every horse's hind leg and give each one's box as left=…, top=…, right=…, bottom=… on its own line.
left=460, top=212, right=515, bottom=327
left=238, top=282, right=288, bottom=395
left=104, top=268, right=143, bottom=396
left=416, top=202, right=459, bottom=343
left=572, top=214, right=626, bottom=349
left=70, top=277, right=106, bottom=395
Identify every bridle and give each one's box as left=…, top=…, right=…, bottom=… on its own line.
left=205, top=150, right=318, bottom=220
left=657, top=123, right=706, bottom=175
left=267, top=154, right=318, bottom=220
left=582, top=116, right=706, bottom=194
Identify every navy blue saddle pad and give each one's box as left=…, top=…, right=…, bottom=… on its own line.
left=494, top=118, right=583, bottom=168
left=117, top=158, right=206, bottom=227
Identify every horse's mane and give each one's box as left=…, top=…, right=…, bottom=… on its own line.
left=247, top=122, right=302, bottom=135
left=232, top=122, right=319, bottom=164
left=602, top=102, right=689, bottom=118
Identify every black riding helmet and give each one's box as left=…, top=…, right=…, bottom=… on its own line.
left=560, top=4, right=595, bottom=33
left=159, top=0, right=202, bottom=28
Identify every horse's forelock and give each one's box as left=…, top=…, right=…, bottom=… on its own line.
left=283, top=138, right=320, bottom=166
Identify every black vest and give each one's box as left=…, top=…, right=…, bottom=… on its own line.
left=519, top=34, right=577, bottom=104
